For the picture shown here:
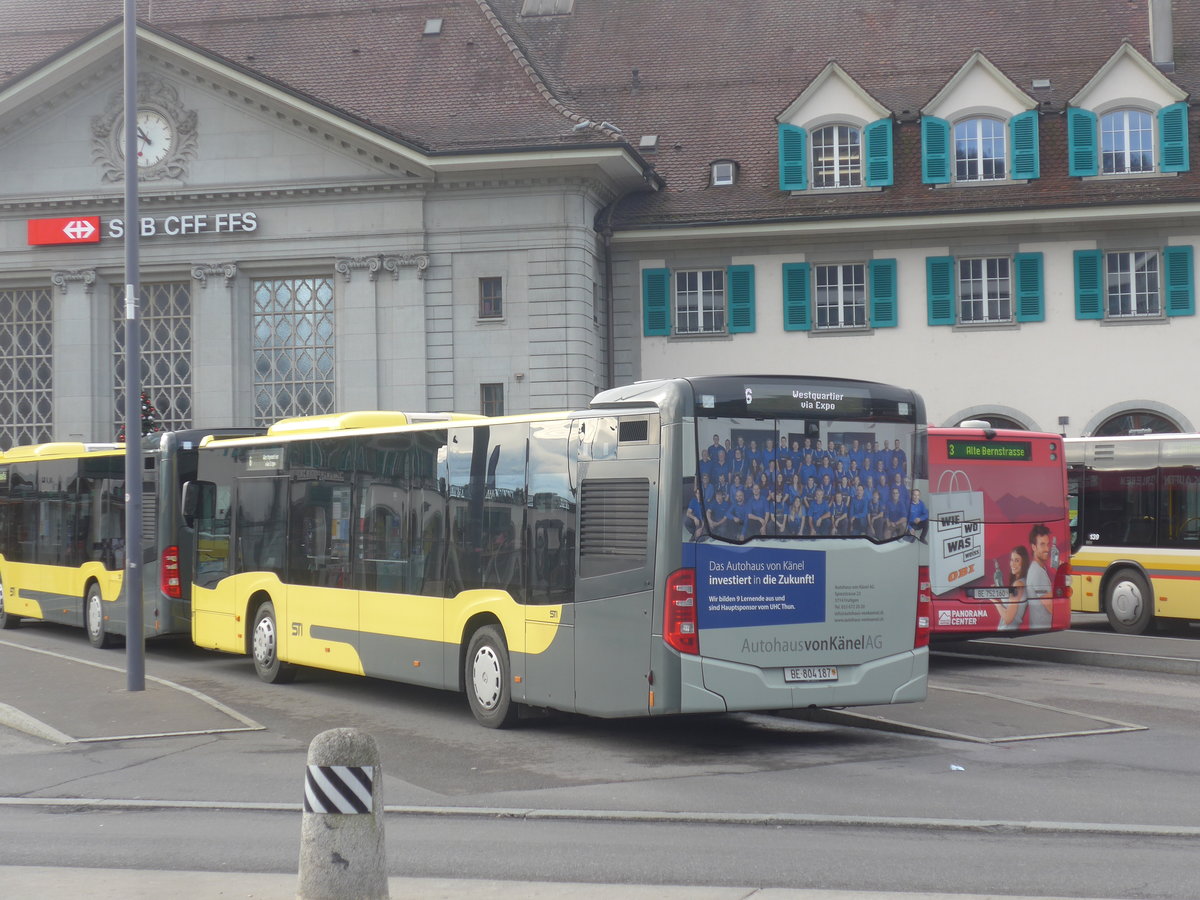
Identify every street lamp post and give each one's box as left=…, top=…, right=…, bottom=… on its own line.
left=123, top=0, right=145, bottom=691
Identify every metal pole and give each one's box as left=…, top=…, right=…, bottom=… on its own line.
left=123, top=0, right=145, bottom=691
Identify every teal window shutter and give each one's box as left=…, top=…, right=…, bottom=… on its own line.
left=642, top=268, right=672, bottom=336
left=863, top=118, right=894, bottom=187
left=782, top=263, right=811, bottom=331
left=1163, top=245, right=1195, bottom=316
left=869, top=259, right=898, bottom=327
left=1073, top=250, right=1104, bottom=319
left=727, top=265, right=756, bottom=333
left=921, top=117, right=951, bottom=184
left=1159, top=103, right=1190, bottom=173
left=1067, top=108, right=1099, bottom=176
left=778, top=124, right=808, bottom=191
left=926, top=256, right=955, bottom=325
left=1013, top=252, right=1045, bottom=322
left=1009, top=110, right=1040, bottom=180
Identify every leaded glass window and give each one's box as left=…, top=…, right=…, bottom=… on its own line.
left=252, top=276, right=336, bottom=426
left=0, top=288, right=53, bottom=450
left=113, top=282, right=194, bottom=434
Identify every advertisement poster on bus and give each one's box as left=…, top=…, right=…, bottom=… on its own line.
left=926, top=431, right=1071, bottom=635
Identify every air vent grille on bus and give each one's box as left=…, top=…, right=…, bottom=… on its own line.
left=579, top=478, right=650, bottom=578
left=619, top=419, right=649, bottom=443
left=1094, top=444, right=1116, bottom=461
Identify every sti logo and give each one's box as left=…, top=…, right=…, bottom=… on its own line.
left=27, top=216, right=102, bottom=246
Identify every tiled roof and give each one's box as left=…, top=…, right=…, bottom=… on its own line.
left=2, top=1, right=1198, bottom=228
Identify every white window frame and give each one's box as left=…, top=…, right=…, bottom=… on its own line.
left=1105, top=250, right=1161, bottom=318
left=674, top=269, right=726, bottom=335
left=954, top=117, right=1006, bottom=182
left=811, top=125, right=862, bottom=189
left=711, top=161, right=735, bottom=186
left=958, top=257, right=1012, bottom=323
left=1101, top=109, right=1155, bottom=174
left=814, top=263, right=867, bottom=329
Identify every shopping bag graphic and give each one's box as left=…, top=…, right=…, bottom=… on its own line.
left=928, top=469, right=986, bottom=595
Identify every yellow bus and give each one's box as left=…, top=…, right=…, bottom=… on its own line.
left=0, top=430, right=259, bottom=646
left=185, top=377, right=930, bottom=727
left=1067, top=433, right=1200, bottom=633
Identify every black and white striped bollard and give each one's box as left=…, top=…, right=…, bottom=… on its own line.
left=297, top=728, right=388, bottom=899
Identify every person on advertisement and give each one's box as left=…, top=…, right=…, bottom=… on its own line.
left=1024, top=524, right=1054, bottom=629
left=907, top=487, right=929, bottom=541
left=998, top=545, right=1029, bottom=631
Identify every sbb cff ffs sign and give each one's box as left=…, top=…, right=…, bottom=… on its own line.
left=27, top=216, right=101, bottom=246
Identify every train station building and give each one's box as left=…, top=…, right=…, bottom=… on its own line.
left=2, top=0, right=1199, bottom=447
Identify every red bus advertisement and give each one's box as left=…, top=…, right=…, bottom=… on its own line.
left=922, top=426, right=1071, bottom=639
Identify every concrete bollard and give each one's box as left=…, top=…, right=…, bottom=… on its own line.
left=297, top=727, right=388, bottom=899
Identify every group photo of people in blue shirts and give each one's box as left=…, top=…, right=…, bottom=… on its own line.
left=686, top=427, right=928, bottom=543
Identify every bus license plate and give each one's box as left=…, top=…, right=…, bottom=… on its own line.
left=970, top=588, right=1011, bottom=600
left=784, top=666, right=838, bottom=683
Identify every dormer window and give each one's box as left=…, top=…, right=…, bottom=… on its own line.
left=711, top=160, right=736, bottom=186
left=954, top=117, right=1006, bottom=181
left=1101, top=109, right=1154, bottom=174
left=811, top=125, right=862, bottom=188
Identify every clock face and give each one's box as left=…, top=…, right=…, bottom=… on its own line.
left=116, top=110, right=174, bottom=168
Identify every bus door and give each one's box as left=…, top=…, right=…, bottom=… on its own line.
left=571, top=454, right=658, bottom=717
left=283, top=476, right=359, bottom=671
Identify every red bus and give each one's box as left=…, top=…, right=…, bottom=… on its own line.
left=921, top=425, right=1071, bottom=639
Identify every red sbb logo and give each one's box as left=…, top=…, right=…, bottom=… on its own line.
left=27, top=216, right=101, bottom=246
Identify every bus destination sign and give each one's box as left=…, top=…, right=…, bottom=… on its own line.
left=945, top=439, right=1032, bottom=461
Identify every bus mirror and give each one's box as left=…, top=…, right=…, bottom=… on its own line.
left=182, top=480, right=214, bottom=524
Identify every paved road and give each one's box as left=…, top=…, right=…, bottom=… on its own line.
left=3, top=615, right=1200, bottom=898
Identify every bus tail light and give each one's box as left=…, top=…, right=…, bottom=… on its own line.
left=915, top=566, right=931, bottom=648
left=161, top=545, right=182, bottom=600
left=664, top=567, right=699, bottom=655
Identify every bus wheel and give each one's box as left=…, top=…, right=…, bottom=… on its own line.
left=0, top=579, right=19, bottom=630
left=86, top=583, right=115, bottom=649
left=465, top=625, right=518, bottom=729
left=1106, top=569, right=1154, bottom=635
left=252, top=601, right=295, bottom=684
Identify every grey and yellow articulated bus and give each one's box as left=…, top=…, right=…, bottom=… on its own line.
left=0, top=428, right=260, bottom=646
left=184, top=376, right=930, bottom=727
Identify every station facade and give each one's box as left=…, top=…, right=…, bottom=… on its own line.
left=1, top=1, right=1198, bottom=446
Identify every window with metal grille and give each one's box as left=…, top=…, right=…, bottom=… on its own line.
left=112, top=282, right=193, bottom=435
left=0, top=288, right=54, bottom=450
left=252, top=276, right=336, bottom=426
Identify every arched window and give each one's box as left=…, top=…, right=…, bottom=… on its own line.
left=811, top=125, right=862, bottom=188
left=954, top=117, right=1006, bottom=181
left=1094, top=410, right=1181, bottom=436
left=1101, top=109, right=1154, bottom=174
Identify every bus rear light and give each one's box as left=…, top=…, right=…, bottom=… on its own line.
left=664, top=568, right=699, bottom=655
left=915, top=566, right=932, bottom=649
left=160, top=545, right=182, bottom=600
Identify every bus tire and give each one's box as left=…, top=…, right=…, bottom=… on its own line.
left=252, top=601, right=295, bottom=684
left=1105, top=569, right=1154, bottom=635
left=86, top=583, right=115, bottom=649
left=465, top=625, right=518, bottom=729
left=0, top=578, right=19, bottom=630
